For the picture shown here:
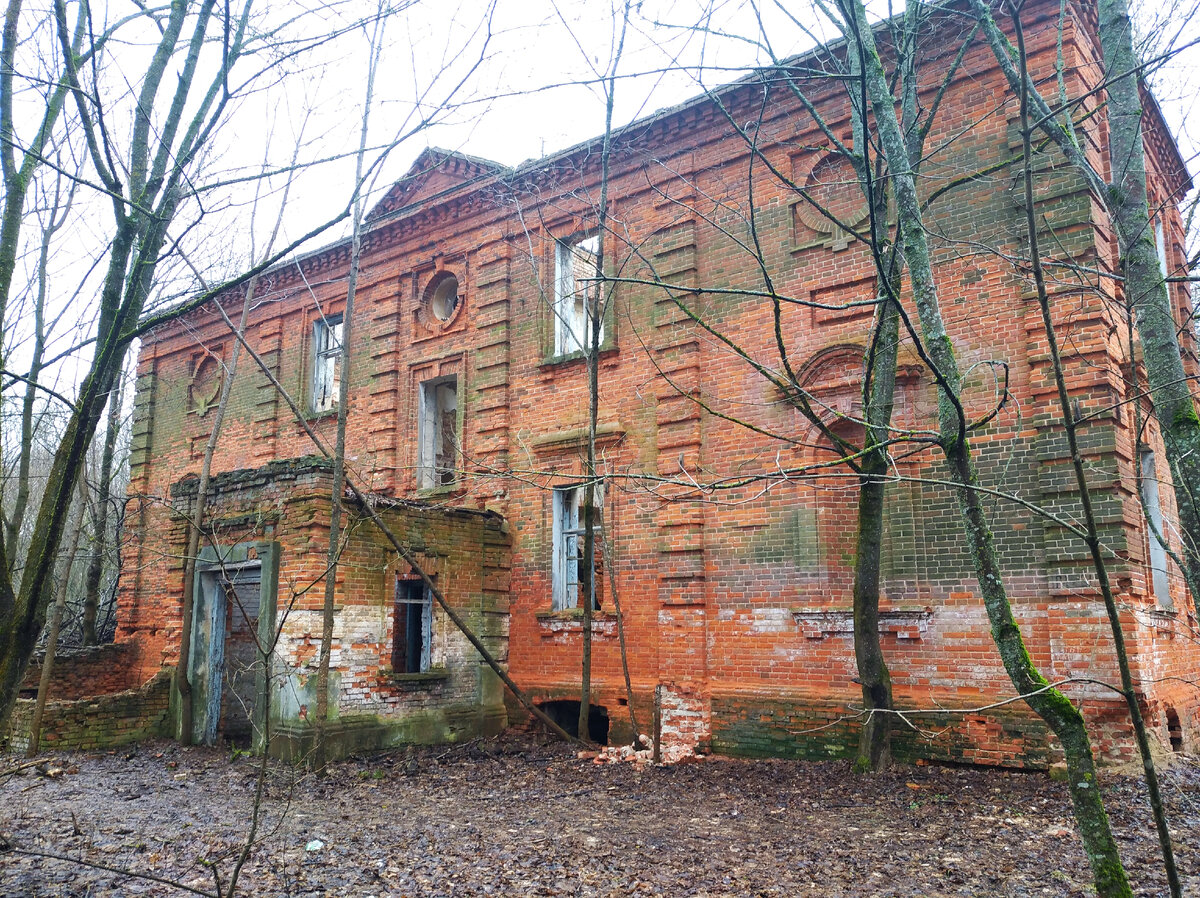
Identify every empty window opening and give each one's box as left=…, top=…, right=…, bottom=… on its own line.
left=311, top=314, right=343, bottom=414
left=1140, top=449, right=1173, bottom=609
left=1156, top=219, right=1169, bottom=280
left=428, top=272, right=460, bottom=322
left=1167, top=708, right=1184, bottom=752
left=418, top=376, right=458, bottom=489
left=537, top=699, right=610, bottom=744
left=554, top=234, right=602, bottom=356
left=393, top=579, right=432, bottom=674
left=552, top=483, right=604, bottom=611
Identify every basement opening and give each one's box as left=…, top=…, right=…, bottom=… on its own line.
left=1167, top=708, right=1184, bottom=752
left=538, top=700, right=609, bottom=744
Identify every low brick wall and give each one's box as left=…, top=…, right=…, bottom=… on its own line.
left=5, top=668, right=173, bottom=754
left=19, top=642, right=141, bottom=701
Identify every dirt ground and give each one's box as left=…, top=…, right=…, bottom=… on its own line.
left=1, top=736, right=1198, bottom=897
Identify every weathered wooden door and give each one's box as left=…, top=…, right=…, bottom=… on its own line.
left=221, top=568, right=262, bottom=743
left=188, top=543, right=278, bottom=748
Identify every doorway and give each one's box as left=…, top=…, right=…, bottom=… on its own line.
left=219, top=566, right=262, bottom=743
left=188, top=543, right=278, bottom=748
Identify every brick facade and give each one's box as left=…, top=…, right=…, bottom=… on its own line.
left=107, top=0, right=1200, bottom=765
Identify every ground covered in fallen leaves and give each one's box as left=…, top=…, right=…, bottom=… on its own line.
left=1, top=736, right=1198, bottom=896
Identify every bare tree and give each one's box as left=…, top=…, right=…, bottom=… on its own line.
left=970, top=0, right=1200, bottom=606
left=80, top=367, right=123, bottom=646
left=0, top=0, right=388, bottom=735
left=1002, top=3, right=1181, bottom=892
left=834, top=0, right=1131, bottom=890
left=312, top=7, right=387, bottom=774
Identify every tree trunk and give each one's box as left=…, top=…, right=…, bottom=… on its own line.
left=176, top=284, right=255, bottom=745
left=313, top=13, right=383, bottom=769
left=1008, top=9, right=1180, bottom=892
left=578, top=2, right=629, bottom=744
left=842, top=0, right=1131, bottom=891
left=26, top=474, right=88, bottom=756
left=82, top=373, right=123, bottom=646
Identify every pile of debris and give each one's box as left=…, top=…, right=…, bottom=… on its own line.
left=579, top=737, right=706, bottom=767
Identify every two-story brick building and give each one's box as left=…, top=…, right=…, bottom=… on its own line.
left=110, top=0, right=1200, bottom=764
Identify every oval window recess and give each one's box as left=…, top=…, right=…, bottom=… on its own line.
left=428, top=273, right=460, bottom=322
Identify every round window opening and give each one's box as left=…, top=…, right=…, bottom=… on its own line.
left=429, top=273, right=460, bottom=322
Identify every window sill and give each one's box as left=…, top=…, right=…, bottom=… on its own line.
left=306, top=408, right=339, bottom=423
left=1148, top=607, right=1177, bottom=636
left=539, top=345, right=618, bottom=370
left=415, top=482, right=463, bottom=500
left=383, top=668, right=450, bottom=686
left=791, top=606, right=931, bottom=640
left=537, top=608, right=618, bottom=639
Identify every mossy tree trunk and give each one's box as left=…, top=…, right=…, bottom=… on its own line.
left=1007, top=6, right=1179, bottom=893
left=838, top=0, right=1131, bottom=891
left=82, top=374, right=123, bottom=646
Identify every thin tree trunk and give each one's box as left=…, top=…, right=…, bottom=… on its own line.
left=313, top=13, right=383, bottom=772
left=82, top=372, right=123, bottom=646
left=841, top=0, right=1131, bottom=891
left=4, top=153, right=76, bottom=578
left=176, top=283, right=256, bottom=745
left=27, top=472, right=88, bottom=756
left=1009, top=9, right=1180, bottom=893
left=598, top=516, right=639, bottom=741
left=176, top=116, right=306, bottom=746
left=578, top=0, right=630, bottom=743
left=4, top=247, right=46, bottom=571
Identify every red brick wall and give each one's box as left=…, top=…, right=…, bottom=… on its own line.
left=6, top=669, right=172, bottom=754
left=119, top=0, right=1200, bottom=765
left=20, top=643, right=142, bottom=701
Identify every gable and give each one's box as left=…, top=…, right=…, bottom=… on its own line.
left=367, top=147, right=507, bottom=221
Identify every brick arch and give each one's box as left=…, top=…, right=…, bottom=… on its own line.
left=791, top=343, right=867, bottom=451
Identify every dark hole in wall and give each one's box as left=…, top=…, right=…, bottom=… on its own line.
left=1167, top=708, right=1183, bottom=752
left=537, top=700, right=610, bottom=744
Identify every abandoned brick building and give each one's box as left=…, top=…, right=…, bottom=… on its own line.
left=73, top=0, right=1200, bottom=764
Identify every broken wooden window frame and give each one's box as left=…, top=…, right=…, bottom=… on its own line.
left=553, top=233, right=603, bottom=357
left=417, top=374, right=459, bottom=490
left=552, top=482, right=603, bottom=611
left=1140, top=447, right=1174, bottom=610
left=392, top=576, right=433, bottom=674
left=310, top=313, right=344, bottom=415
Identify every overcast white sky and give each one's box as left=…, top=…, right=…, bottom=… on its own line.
left=221, top=0, right=1200, bottom=277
